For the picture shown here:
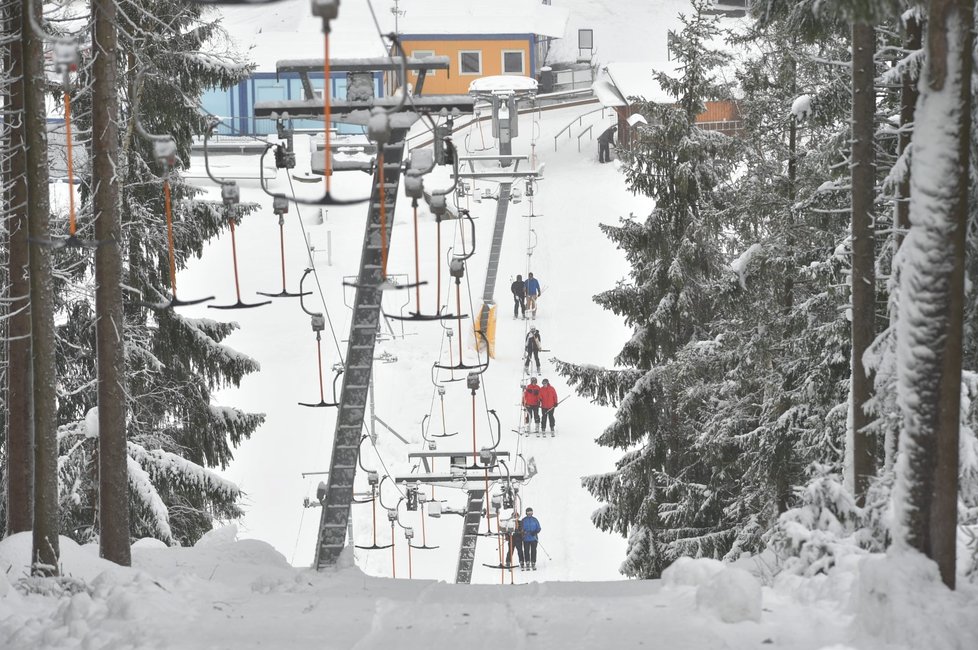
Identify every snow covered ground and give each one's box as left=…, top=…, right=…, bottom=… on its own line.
left=3, top=529, right=977, bottom=649
left=179, top=99, right=642, bottom=579
left=2, top=3, right=978, bottom=649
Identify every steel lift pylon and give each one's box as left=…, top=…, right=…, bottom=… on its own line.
left=255, top=58, right=475, bottom=570
left=393, top=469, right=526, bottom=583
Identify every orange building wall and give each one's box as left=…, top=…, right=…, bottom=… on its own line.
left=401, top=37, right=533, bottom=95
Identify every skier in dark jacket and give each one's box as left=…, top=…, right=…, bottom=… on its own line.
left=598, top=124, right=617, bottom=163
left=524, top=328, right=542, bottom=373
left=511, top=275, right=526, bottom=319
left=521, top=508, right=542, bottom=570
left=506, top=516, right=525, bottom=568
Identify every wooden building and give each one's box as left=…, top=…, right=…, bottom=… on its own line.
left=592, top=61, right=743, bottom=143
left=395, top=0, right=568, bottom=95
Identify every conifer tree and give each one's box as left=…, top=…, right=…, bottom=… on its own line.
left=556, top=0, right=739, bottom=578
left=51, top=0, right=262, bottom=545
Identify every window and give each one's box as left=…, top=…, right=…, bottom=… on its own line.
left=502, top=50, right=525, bottom=75
left=459, top=50, right=482, bottom=75
left=411, top=50, right=436, bottom=77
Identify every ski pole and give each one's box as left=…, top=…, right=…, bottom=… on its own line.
left=537, top=541, right=552, bottom=560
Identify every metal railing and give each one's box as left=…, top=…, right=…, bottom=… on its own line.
left=553, top=105, right=609, bottom=151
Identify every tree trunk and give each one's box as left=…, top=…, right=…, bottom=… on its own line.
left=893, top=0, right=971, bottom=590
left=24, top=0, right=60, bottom=576
left=894, top=14, right=922, bottom=252
left=93, top=0, right=131, bottom=566
left=849, top=22, right=877, bottom=504
left=4, top=0, right=34, bottom=537
left=883, top=13, right=924, bottom=472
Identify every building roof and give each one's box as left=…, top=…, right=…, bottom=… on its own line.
left=593, top=61, right=677, bottom=107
left=398, top=0, right=569, bottom=39
left=469, top=75, right=539, bottom=94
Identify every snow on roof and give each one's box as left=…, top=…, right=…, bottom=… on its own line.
left=594, top=61, right=677, bottom=107
left=592, top=77, right=627, bottom=107
left=398, top=0, right=569, bottom=38
left=217, top=0, right=389, bottom=70
left=468, top=75, right=539, bottom=94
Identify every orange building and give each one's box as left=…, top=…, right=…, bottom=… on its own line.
left=593, top=62, right=743, bottom=142
left=395, top=1, right=568, bottom=95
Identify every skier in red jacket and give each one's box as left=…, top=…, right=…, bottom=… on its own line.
left=539, top=378, right=558, bottom=436
left=522, top=377, right=541, bottom=433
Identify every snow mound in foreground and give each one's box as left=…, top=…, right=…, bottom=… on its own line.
left=0, top=533, right=120, bottom=582
left=853, top=549, right=978, bottom=650
left=662, top=558, right=762, bottom=624
left=661, top=556, right=725, bottom=587
left=695, top=567, right=763, bottom=623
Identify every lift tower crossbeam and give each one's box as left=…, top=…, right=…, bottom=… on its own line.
left=254, top=59, right=475, bottom=570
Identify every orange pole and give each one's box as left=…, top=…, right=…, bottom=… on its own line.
left=278, top=218, right=287, bottom=291
left=163, top=179, right=178, bottom=298
left=471, top=392, right=477, bottom=458
left=316, top=336, right=325, bottom=402
left=372, top=493, right=378, bottom=546
left=323, top=34, right=332, bottom=193
left=413, top=204, right=421, bottom=311
left=390, top=523, right=396, bottom=578
left=456, top=283, right=464, bottom=359
left=497, top=512, right=504, bottom=584
left=436, top=220, right=442, bottom=312
left=483, top=471, right=491, bottom=533
left=229, top=219, right=243, bottom=301
left=378, top=150, right=388, bottom=278
left=64, top=91, right=77, bottom=235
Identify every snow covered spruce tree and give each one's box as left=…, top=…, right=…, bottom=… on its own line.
left=554, top=0, right=741, bottom=578
left=53, top=0, right=262, bottom=546
left=703, top=8, right=859, bottom=564
left=891, top=0, right=973, bottom=589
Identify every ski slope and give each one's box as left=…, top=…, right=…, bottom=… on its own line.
left=177, top=96, right=647, bottom=582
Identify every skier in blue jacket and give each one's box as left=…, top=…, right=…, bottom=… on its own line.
left=520, top=508, right=542, bottom=570
left=525, top=273, right=541, bottom=319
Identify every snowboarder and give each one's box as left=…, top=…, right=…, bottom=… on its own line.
left=511, top=274, right=526, bottom=319
left=598, top=124, right=617, bottom=163
left=520, top=508, right=542, bottom=570
left=525, top=272, right=541, bottom=318
left=522, top=377, right=541, bottom=432
left=524, top=327, right=542, bottom=374
left=539, top=378, right=558, bottom=436
left=507, top=516, right=525, bottom=568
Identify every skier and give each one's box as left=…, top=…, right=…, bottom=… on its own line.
left=511, top=274, right=526, bottom=319
left=539, top=378, right=558, bottom=436
left=597, top=124, right=617, bottom=163
left=524, top=327, right=542, bottom=374
left=525, top=272, right=541, bottom=318
left=520, top=507, right=542, bottom=570
left=506, top=516, right=525, bottom=568
left=522, top=377, right=541, bottom=433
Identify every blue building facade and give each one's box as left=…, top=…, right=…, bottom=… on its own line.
left=200, top=71, right=382, bottom=136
